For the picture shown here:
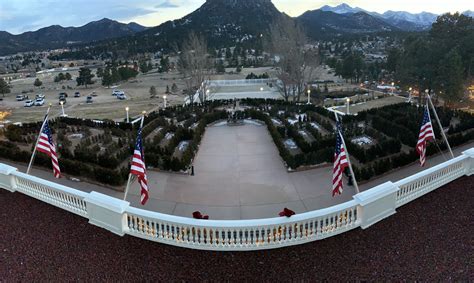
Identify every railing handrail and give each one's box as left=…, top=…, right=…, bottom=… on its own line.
left=394, top=154, right=468, bottom=187
left=12, top=170, right=89, bottom=199
left=126, top=200, right=358, bottom=228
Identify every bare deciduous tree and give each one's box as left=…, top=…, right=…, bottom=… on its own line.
left=177, top=32, right=212, bottom=105
left=268, top=17, right=319, bottom=102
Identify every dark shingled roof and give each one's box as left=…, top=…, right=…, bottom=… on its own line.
left=1, top=176, right=473, bottom=281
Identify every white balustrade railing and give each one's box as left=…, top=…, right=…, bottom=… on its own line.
left=125, top=200, right=359, bottom=250
left=0, top=147, right=472, bottom=251
left=394, top=154, right=469, bottom=207
left=10, top=170, right=88, bottom=217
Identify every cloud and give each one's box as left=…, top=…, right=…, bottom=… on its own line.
left=155, top=0, right=180, bottom=8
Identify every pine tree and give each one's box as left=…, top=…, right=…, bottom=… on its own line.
left=440, top=49, right=464, bottom=106
left=33, top=78, right=42, bottom=87
left=149, top=86, right=157, bottom=98
left=0, top=78, right=10, bottom=97
left=76, top=67, right=95, bottom=88
left=171, top=83, right=178, bottom=93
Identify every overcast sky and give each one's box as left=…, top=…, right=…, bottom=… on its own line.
left=0, top=0, right=472, bottom=34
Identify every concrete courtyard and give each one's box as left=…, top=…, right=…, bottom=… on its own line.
left=132, top=122, right=358, bottom=219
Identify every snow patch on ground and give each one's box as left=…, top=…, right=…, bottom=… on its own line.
left=214, top=121, right=228, bottom=127
left=178, top=141, right=189, bottom=152
left=287, top=118, right=298, bottom=125
left=284, top=139, right=298, bottom=149
left=272, top=118, right=282, bottom=125
left=165, top=132, right=175, bottom=140
left=244, top=119, right=263, bottom=126
left=351, top=135, right=374, bottom=146
left=310, top=122, right=321, bottom=130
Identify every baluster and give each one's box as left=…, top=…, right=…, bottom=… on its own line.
left=263, top=228, right=268, bottom=244
left=217, top=229, right=222, bottom=246
left=316, top=218, right=321, bottom=236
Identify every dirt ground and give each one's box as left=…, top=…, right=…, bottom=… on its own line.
left=0, top=65, right=347, bottom=123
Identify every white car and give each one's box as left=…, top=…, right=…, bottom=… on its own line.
left=16, top=94, right=27, bottom=101
left=34, top=98, right=45, bottom=106
left=117, top=93, right=127, bottom=100
left=36, top=94, right=45, bottom=99
left=24, top=100, right=34, bottom=107
left=112, top=90, right=124, bottom=96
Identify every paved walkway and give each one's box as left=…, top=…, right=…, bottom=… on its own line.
left=3, top=123, right=473, bottom=220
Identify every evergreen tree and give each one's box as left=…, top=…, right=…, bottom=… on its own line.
left=0, top=78, right=10, bottom=97
left=160, top=56, right=170, bottom=73
left=34, top=78, right=42, bottom=87
left=171, top=83, right=178, bottom=93
left=96, top=67, right=104, bottom=78
left=76, top=67, right=95, bottom=88
left=439, top=49, right=464, bottom=106
left=216, top=60, right=225, bottom=73
left=149, top=86, right=157, bottom=98
left=65, top=73, right=72, bottom=80
left=101, top=68, right=112, bottom=87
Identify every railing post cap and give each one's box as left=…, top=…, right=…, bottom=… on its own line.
left=84, top=191, right=130, bottom=213
left=353, top=181, right=399, bottom=206
left=462, top=148, right=474, bottom=158
left=0, top=163, right=18, bottom=175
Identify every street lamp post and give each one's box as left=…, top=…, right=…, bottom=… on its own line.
left=408, top=87, right=412, bottom=103
left=163, top=95, right=167, bottom=108
left=60, top=101, right=66, bottom=117
left=206, top=89, right=210, bottom=102
left=125, top=106, right=129, bottom=123
left=307, top=89, right=311, bottom=104
left=391, top=82, right=395, bottom=95
left=346, top=98, right=350, bottom=115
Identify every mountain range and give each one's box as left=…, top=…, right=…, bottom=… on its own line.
left=0, top=18, right=146, bottom=56
left=0, top=1, right=472, bottom=56
left=320, top=3, right=438, bottom=30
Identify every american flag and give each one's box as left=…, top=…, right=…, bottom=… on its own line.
left=416, top=105, right=435, bottom=166
left=130, top=128, right=149, bottom=205
left=36, top=119, right=61, bottom=178
left=333, top=121, right=348, bottom=196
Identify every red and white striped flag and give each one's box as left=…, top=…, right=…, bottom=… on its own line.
left=130, top=127, right=149, bottom=205
left=36, top=119, right=61, bottom=178
left=416, top=105, right=435, bottom=166
left=333, top=121, right=348, bottom=196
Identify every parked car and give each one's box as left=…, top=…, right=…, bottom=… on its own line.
left=16, top=94, right=27, bottom=101
left=34, top=98, right=45, bottom=106
left=59, top=97, right=67, bottom=105
left=24, top=99, right=34, bottom=107
left=86, top=96, right=93, bottom=103
left=74, top=92, right=81, bottom=97
left=59, top=92, right=68, bottom=98
left=112, top=90, right=124, bottom=96
left=35, top=94, right=45, bottom=99
left=117, top=93, right=127, bottom=100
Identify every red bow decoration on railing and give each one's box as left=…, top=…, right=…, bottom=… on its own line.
left=192, top=211, right=209, bottom=220
left=279, top=208, right=295, bottom=217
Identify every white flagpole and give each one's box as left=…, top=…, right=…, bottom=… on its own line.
left=427, top=94, right=454, bottom=159
left=26, top=105, right=51, bottom=175
left=123, top=112, right=146, bottom=201
left=334, top=112, right=360, bottom=194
